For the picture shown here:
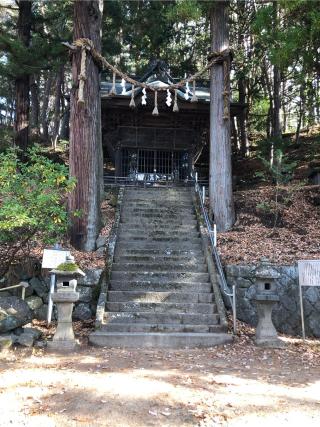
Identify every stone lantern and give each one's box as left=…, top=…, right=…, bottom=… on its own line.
left=48, top=255, right=85, bottom=351
left=252, top=259, right=284, bottom=348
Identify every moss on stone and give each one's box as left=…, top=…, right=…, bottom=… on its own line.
left=56, top=262, right=79, bottom=272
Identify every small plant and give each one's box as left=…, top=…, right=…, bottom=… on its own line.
left=256, top=201, right=272, bottom=213
left=259, top=149, right=297, bottom=185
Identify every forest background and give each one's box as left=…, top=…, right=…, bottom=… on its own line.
left=0, top=0, right=319, bottom=269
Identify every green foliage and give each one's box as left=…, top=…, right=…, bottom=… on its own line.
left=0, top=146, right=76, bottom=246
left=56, top=262, right=79, bottom=272
left=258, top=149, right=297, bottom=185
left=256, top=201, right=272, bottom=214
left=102, top=0, right=210, bottom=77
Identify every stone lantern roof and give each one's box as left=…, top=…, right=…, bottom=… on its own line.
left=253, top=259, right=281, bottom=280
left=50, top=255, right=85, bottom=278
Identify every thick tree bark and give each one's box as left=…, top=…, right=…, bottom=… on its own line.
left=209, top=1, right=235, bottom=232
left=14, top=0, right=32, bottom=151
left=69, top=0, right=103, bottom=251
left=237, top=0, right=249, bottom=157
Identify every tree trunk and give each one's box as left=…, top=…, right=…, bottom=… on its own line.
left=273, top=64, right=281, bottom=139
left=30, top=74, right=40, bottom=136
left=14, top=0, right=32, bottom=151
left=60, top=102, right=70, bottom=141
left=69, top=0, right=103, bottom=251
left=237, top=0, right=249, bottom=157
left=52, top=64, right=64, bottom=150
left=272, top=2, right=281, bottom=142
left=238, top=76, right=249, bottom=157
left=209, top=1, right=235, bottom=231
left=40, top=71, right=52, bottom=142
left=296, top=82, right=306, bottom=144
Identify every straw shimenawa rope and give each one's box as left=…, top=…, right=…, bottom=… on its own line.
left=66, top=38, right=231, bottom=112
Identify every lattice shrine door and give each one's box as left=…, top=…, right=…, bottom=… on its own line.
left=121, top=148, right=189, bottom=182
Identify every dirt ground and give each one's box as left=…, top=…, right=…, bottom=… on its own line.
left=1, top=324, right=320, bottom=427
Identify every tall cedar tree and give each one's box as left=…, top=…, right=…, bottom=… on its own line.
left=14, top=0, right=32, bottom=151
left=209, top=1, right=235, bottom=231
left=69, top=0, right=103, bottom=251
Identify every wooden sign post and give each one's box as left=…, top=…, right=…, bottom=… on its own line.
left=298, top=260, right=320, bottom=339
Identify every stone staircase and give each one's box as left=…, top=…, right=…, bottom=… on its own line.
left=90, top=186, right=232, bottom=348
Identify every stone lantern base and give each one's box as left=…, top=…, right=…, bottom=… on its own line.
left=48, top=339, right=79, bottom=352
left=254, top=296, right=285, bottom=349
left=47, top=291, right=80, bottom=352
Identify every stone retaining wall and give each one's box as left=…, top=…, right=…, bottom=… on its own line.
left=1, top=268, right=103, bottom=323
left=225, top=264, right=320, bottom=337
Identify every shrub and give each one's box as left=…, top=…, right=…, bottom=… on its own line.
left=0, top=146, right=76, bottom=276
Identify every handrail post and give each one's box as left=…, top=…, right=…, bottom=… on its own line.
left=232, top=285, right=237, bottom=334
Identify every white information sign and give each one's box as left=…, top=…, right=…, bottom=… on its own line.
left=298, top=260, right=320, bottom=339
left=298, top=260, right=320, bottom=287
left=42, top=249, right=70, bottom=269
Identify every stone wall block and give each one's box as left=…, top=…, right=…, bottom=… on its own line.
left=77, top=269, right=103, bottom=287
left=78, top=286, right=92, bottom=303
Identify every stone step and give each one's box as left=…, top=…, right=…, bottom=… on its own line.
left=118, top=230, right=200, bottom=239
left=121, top=214, right=197, bottom=221
left=118, top=224, right=198, bottom=232
left=103, top=311, right=219, bottom=325
left=112, top=262, right=207, bottom=273
left=97, top=323, right=225, bottom=333
left=106, top=302, right=215, bottom=314
left=89, top=332, right=232, bottom=348
left=115, top=241, right=202, bottom=251
left=124, top=199, right=192, bottom=205
left=111, top=271, right=209, bottom=282
left=114, top=248, right=203, bottom=257
left=113, top=254, right=204, bottom=263
left=123, top=193, right=192, bottom=203
left=121, top=219, right=198, bottom=227
left=123, top=207, right=195, bottom=214
left=123, top=201, right=193, bottom=209
left=109, top=280, right=212, bottom=293
left=117, top=236, right=201, bottom=243
left=125, top=187, right=191, bottom=197
left=107, top=291, right=213, bottom=303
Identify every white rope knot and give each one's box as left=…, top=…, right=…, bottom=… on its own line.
left=173, top=89, right=179, bottom=112
left=190, top=80, right=198, bottom=103
left=78, top=46, right=87, bottom=105
left=109, top=72, right=117, bottom=96
left=129, top=84, right=136, bottom=108
left=152, top=91, right=159, bottom=116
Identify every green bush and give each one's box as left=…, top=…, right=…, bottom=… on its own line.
left=0, top=146, right=76, bottom=275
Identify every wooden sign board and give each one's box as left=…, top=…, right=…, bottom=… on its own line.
left=42, top=249, right=70, bottom=269
left=298, top=260, right=320, bottom=287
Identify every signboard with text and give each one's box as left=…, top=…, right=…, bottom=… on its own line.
left=42, top=249, right=70, bottom=269
left=298, top=260, right=320, bottom=339
left=298, top=260, right=320, bottom=287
